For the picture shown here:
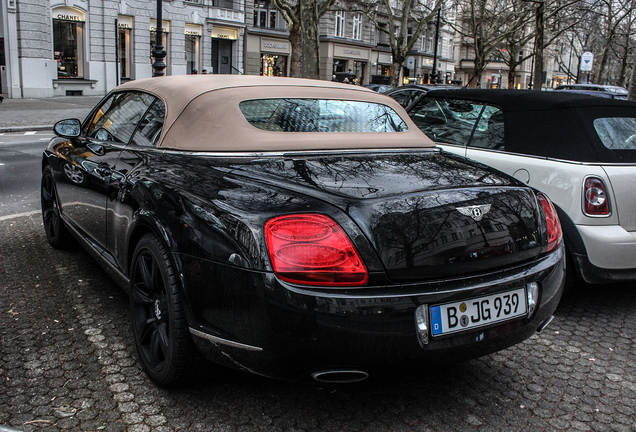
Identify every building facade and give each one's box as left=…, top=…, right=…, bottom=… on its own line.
left=1, top=0, right=245, bottom=98
left=2, top=0, right=571, bottom=98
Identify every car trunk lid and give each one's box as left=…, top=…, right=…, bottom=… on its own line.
left=219, top=150, right=545, bottom=281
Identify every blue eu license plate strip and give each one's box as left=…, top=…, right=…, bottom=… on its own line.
left=430, top=288, right=527, bottom=336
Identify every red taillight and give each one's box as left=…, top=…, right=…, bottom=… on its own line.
left=583, top=177, right=610, bottom=216
left=538, top=193, right=562, bottom=253
left=265, top=214, right=368, bottom=286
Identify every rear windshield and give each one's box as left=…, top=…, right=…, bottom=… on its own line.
left=593, top=117, right=636, bottom=150
left=239, top=99, right=408, bottom=133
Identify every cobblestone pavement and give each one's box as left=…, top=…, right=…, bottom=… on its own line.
left=1, top=213, right=636, bottom=432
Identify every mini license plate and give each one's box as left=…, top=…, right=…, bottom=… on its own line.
left=430, top=288, right=527, bottom=336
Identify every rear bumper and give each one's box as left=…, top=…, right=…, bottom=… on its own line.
left=186, top=246, right=565, bottom=382
left=576, top=225, right=636, bottom=282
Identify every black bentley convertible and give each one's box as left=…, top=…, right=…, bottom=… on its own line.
left=41, top=76, right=565, bottom=386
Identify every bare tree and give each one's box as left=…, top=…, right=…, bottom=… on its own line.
left=357, top=0, right=443, bottom=86
left=270, top=0, right=338, bottom=78
left=449, top=0, right=530, bottom=87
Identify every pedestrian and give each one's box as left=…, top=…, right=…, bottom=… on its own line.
left=191, top=69, right=198, bottom=75
left=343, top=77, right=349, bottom=84
left=202, top=69, right=208, bottom=74
left=331, top=75, right=337, bottom=81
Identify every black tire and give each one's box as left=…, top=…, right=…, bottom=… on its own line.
left=41, top=165, right=72, bottom=248
left=129, top=234, right=203, bottom=387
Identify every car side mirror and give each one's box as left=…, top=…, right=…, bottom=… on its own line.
left=54, top=119, right=81, bottom=138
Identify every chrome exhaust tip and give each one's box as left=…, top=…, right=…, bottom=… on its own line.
left=311, top=369, right=369, bottom=384
left=537, top=315, right=554, bottom=333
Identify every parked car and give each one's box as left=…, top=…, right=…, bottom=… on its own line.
left=554, top=83, right=628, bottom=99
left=407, top=88, right=636, bottom=286
left=386, top=84, right=461, bottom=108
left=41, top=76, right=564, bottom=386
left=362, top=83, right=393, bottom=93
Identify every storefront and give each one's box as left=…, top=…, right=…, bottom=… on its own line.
left=52, top=7, right=85, bottom=79
left=117, top=16, right=133, bottom=82
left=185, top=24, right=202, bottom=74
left=260, top=38, right=289, bottom=76
left=211, top=26, right=238, bottom=74
left=150, top=19, right=170, bottom=74
left=331, top=44, right=370, bottom=85
left=371, top=52, right=392, bottom=84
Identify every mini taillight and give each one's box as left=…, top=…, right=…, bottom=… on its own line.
left=264, top=214, right=368, bottom=286
left=537, top=193, right=562, bottom=253
left=583, top=177, right=610, bottom=216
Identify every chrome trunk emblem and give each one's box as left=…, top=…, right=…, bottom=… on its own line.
left=456, top=204, right=492, bottom=221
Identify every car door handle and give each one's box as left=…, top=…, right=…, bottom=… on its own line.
left=95, top=166, right=112, bottom=177
left=87, top=142, right=105, bottom=156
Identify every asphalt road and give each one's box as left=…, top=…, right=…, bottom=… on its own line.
left=1, top=137, right=635, bottom=431
left=0, top=132, right=51, bottom=218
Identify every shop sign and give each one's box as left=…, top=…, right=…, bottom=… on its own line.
left=378, top=53, right=392, bottom=65
left=117, top=16, right=133, bottom=29
left=150, top=19, right=170, bottom=33
left=335, top=45, right=369, bottom=59
left=185, top=24, right=202, bottom=36
left=53, top=6, right=85, bottom=22
left=261, top=39, right=290, bottom=53
left=212, top=27, right=238, bottom=40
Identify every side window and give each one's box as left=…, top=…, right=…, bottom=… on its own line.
left=405, top=90, right=424, bottom=108
left=409, top=98, right=484, bottom=146
left=390, top=91, right=410, bottom=108
left=130, top=99, right=165, bottom=147
left=85, top=92, right=155, bottom=144
left=468, top=105, right=505, bottom=150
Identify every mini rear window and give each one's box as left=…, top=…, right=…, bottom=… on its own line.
left=593, top=117, right=636, bottom=150
left=239, top=99, right=408, bottom=133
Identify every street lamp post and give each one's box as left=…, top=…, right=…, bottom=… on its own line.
left=152, top=0, right=166, bottom=77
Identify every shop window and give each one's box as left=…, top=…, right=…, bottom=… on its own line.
left=353, top=60, right=365, bottom=85
left=118, top=27, right=132, bottom=80
left=333, top=59, right=346, bottom=73
left=185, top=35, right=200, bottom=74
left=53, top=19, right=84, bottom=79
left=261, top=54, right=287, bottom=77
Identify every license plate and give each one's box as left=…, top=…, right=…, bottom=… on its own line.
left=430, top=288, right=527, bottom=336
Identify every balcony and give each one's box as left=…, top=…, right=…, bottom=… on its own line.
left=209, top=7, right=244, bottom=24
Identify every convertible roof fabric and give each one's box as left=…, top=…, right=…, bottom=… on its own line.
left=424, top=89, right=636, bottom=163
left=117, top=75, right=434, bottom=152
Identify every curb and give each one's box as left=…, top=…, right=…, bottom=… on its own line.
left=0, top=125, right=53, bottom=133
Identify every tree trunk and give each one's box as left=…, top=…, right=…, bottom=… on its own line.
left=288, top=23, right=303, bottom=77
left=391, top=59, right=404, bottom=87
left=628, top=49, right=636, bottom=101
left=300, top=1, right=321, bottom=79
left=532, top=1, right=544, bottom=90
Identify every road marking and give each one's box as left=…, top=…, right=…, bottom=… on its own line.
left=0, top=210, right=41, bottom=222
left=40, top=138, right=51, bottom=141
left=24, top=131, right=37, bottom=135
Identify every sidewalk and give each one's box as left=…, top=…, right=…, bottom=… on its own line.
left=0, top=95, right=103, bottom=132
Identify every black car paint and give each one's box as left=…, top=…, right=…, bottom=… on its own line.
left=43, top=132, right=564, bottom=381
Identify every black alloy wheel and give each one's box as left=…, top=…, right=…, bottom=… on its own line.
left=41, top=166, right=71, bottom=248
left=130, top=234, right=202, bottom=387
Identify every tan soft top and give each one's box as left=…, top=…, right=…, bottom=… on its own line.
left=117, top=75, right=434, bottom=152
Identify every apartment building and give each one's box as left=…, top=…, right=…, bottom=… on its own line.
left=2, top=0, right=556, bottom=98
